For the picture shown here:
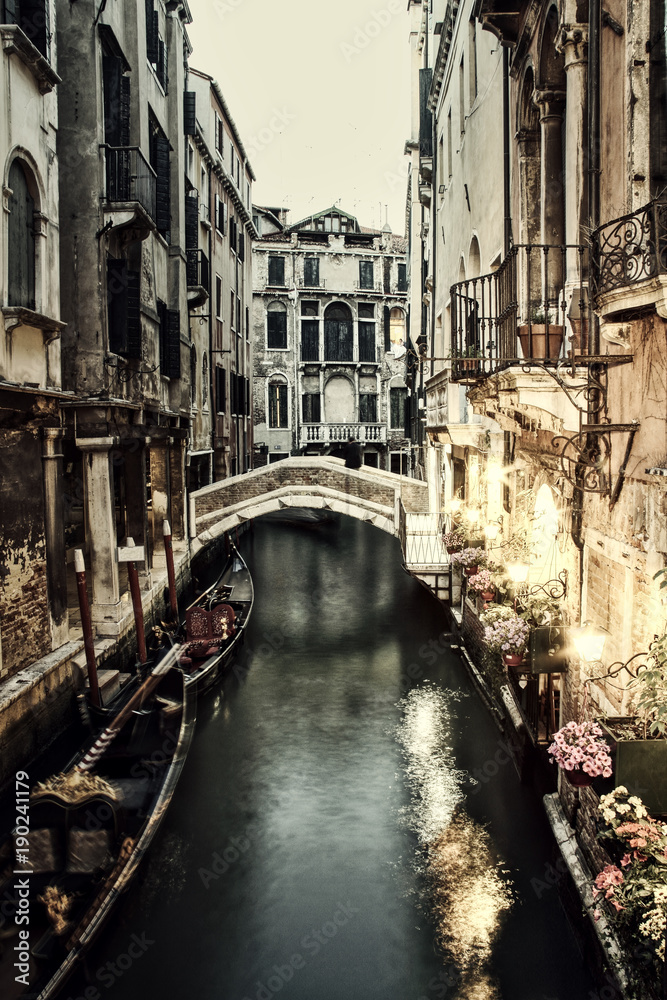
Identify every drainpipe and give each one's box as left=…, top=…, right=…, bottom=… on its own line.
left=503, top=46, right=511, bottom=256
left=587, top=0, right=600, bottom=358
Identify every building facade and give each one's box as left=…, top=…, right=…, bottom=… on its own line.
left=0, top=0, right=66, bottom=678
left=252, top=206, right=411, bottom=472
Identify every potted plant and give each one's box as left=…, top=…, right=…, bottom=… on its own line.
left=450, top=546, right=486, bottom=576
left=591, top=788, right=667, bottom=996
left=442, top=527, right=465, bottom=554
left=547, top=720, right=613, bottom=787
left=467, top=568, right=496, bottom=602
left=518, top=305, right=565, bottom=360
left=483, top=611, right=531, bottom=667
left=597, top=635, right=667, bottom=815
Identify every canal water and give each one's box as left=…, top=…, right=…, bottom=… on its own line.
left=79, top=517, right=595, bottom=1000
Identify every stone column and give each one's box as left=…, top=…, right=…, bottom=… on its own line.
left=76, top=436, right=123, bottom=633
left=557, top=26, right=589, bottom=279
left=42, top=428, right=69, bottom=648
left=534, top=89, right=566, bottom=309
left=149, top=438, right=170, bottom=568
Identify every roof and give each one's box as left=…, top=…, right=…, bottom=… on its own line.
left=189, top=67, right=256, bottom=181
left=290, top=205, right=361, bottom=232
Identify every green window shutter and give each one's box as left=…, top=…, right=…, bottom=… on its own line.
left=165, top=310, right=181, bottom=378
left=359, top=322, right=376, bottom=362
left=384, top=306, right=391, bottom=352
left=145, top=1, right=158, bottom=62
left=154, top=135, right=171, bottom=238
left=184, top=91, right=196, bottom=136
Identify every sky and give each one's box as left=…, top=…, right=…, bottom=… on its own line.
left=186, top=0, right=412, bottom=234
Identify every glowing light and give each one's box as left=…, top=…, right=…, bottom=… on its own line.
left=572, top=622, right=609, bottom=664
left=484, top=522, right=500, bottom=540
left=449, top=497, right=463, bottom=514
left=467, top=507, right=481, bottom=524
left=486, top=462, right=505, bottom=485
left=507, top=561, right=529, bottom=584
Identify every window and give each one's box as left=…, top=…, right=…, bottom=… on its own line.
left=4, top=0, right=51, bottom=59
left=447, top=109, right=453, bottom=179
left=7, top=160, right=35, bottom=310
left=390, top=387, right=408, bottom=429
left=302, top=393, right=321, bottom=423
left=215, top=112, right=224, bottom=155
left=159, top=301, right=181, bottom=378
left=102, top=52, right=130, bottom=148
left=215, top=366, right=226, bottom=413
left=189, top=344, right=197, bottom=407
left=215, top=275, right=222, bottom=318
left=301, top=301, right=318, bottom=316
left=229, top=216, right=237, bottom=254
left=390, top=452, right=408, bottom=475
left=202, top=352, right=208, bottom=409
left=230, top=291, right=235, bottom=330
left=397, top=263, right=408, bottom=292
left=246, top=307, right=250, bottom=340
left=304, top=257, right=319, bottom=287
left=301, top=320, right=319, bottom=361
left=107, top=257, right=141, bottom=357
left=358, top=304, right=376, bottom=362
left=149, top=115, right=170, bottom=240
left=267, top=302, right=287, bottom=349
left=145, top=1, right=167, bottom=90
left=469, top=18, right=478, bottom=103
left=324, top=303, right=353, bottom=361
left=214, top=193, right=226, bottom=235
left=236, top=295, right=241, bottom=333
left=238, top=232, right=245, bottom=262
left=359, top=393, right=377, bottom=423
left=268, top=377, right=289, bottom=428
left=459, top=55, right=465, bottom=134
left=268, top=256, right=285, bottom=286
left=359, top=260, right=374, bottom=289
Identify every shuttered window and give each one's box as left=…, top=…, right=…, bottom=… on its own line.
left=238, top=233, right=245, bottom=262
left=9, top=0, right=51, bottom=60
left=267, top=305, right=287, bottom=349
left=302, top=393, right=321, bottom=423
left=268, top=381, right=288, bottom=428
left=150, top=126, right=171, bottom=241
left=185, top=190, right=198, bottom=250
left=103, top=56, right=130, bottom=147
left=145, top=0, right=158, bottom=62
left=301, top=321, right=319, bottom=361
left=268, top=256, right=285, bottom=286
left=215, top=366, right=226, bottom=413
left=358, top=322, right=376, bottom=362
left=384, top=306, right=391, bottom=351
left=159, top=302, right=181, bottom=378
left=107, top=258, right=141, bottom=358
left=184, top=92, right=196, bottom=136
left=7, top=160, right=35, bottom=310
left=359, top=394, right=377, bottom=423
left=390, top=387, right=408, bottom=429
left=397, top=263, right=407, bottom=291
left=359, top=260, right=374, bottom=289
left=303, top=258, right=319, bottom=287
left=324, top=317, right=352, bottom=361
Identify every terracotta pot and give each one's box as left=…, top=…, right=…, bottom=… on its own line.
left=503, top=653, right=525, bottom=667
left=564, top=767, right=594, bottom=788
left=481, top=590, right=495, bottom=602
left=464, top=565, right=479, bottom=577
left=518, top=324, right=565, bottom=360
left=446, top=545, right=461, bottom=555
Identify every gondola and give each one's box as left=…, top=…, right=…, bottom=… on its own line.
left=0, top=647, right=195, bottom=1000
left=151, top=543, right=254, bottom=695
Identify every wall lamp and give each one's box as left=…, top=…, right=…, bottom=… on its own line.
left=484, top=516, right=503, bottom=541
left=571, top=622, right=650, bottom=682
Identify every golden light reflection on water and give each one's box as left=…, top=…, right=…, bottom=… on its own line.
left=397, top=685, right=514, bottom=999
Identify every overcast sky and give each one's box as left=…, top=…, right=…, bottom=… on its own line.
left=186, top=0, right=412, bottom=234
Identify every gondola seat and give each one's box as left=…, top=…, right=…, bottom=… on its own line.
left=211, top=603, right=236, bottom=639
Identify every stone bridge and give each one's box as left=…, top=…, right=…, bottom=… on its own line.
left=189, top=457, right=453, bottom=601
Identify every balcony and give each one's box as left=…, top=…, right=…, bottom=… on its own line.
left=298, top=278, right=327, bottom=290
left=103, top=146, right=157, bottom=234
left=187, top=248, right=210, bottom=307
left=449, top=243, right=589, bottom=383
left=593, top=199, right=667, bottom=320
left=300, top=423, right=387, bottom=447
left=354, top=282, right=382, bottom=294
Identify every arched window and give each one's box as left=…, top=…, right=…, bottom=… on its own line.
left=324, top=302, right=352, bottom=361
left=8, top=160, right=36, bottom=309
left=202, top=352, right=208, bottom=409
left=389, top=377, right=408, bottom=430
left=190, top=345, right=197, bottom=408
left=268, top=374, right=289, bottom=428
left=267, top=301, right=287, bottom=349
left=389, top=307, right=406, bottom=354
left=468, top=236, right=481, bottom=278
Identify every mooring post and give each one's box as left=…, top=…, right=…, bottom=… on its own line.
left=163, top=519, right=179, bottom=621
left=74, top=548, right=101, bottom=708
left=125, top=538, right=147, bottom=663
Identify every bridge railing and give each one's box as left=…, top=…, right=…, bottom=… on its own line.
left=300, top=423, right=388, bottom=446
left=403, top=512, right=451, bottom=567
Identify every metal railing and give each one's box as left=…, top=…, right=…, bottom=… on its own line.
left=449, top=243, right=588, bottom=382
left=104, top=146, right=156, bottom=222
left=300, top=423, right=387, bottom=445
left=593, top=199, right=667, bottom=299
left=299, top=278, right=327, bottom=289
left=354, top=282, right=382, bottom=293
left=187, top=248, right=210, bottom=292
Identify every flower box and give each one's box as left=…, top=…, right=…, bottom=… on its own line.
left=598, top=718, right=667, bottom=816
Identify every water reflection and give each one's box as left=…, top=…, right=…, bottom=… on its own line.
left=397, top=685, right=514, bottom=999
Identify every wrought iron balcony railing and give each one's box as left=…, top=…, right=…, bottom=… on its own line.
left=592, top=199, right=667, bottom=300
left=449, top=243, right=589, bottom=382
left=104, top=146, right=157, bottom=223
left=187, top=248, right=210, bottom=293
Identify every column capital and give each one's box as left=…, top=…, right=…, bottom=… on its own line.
left=533, top=89, right=566, bottom=120
left=75, top=436, right=120, bottom=452
left=556, top=24, right=588, bottom=66
left=42, top=426, right=64, bottom=459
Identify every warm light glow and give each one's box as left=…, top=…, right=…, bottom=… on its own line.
left=507, top=561, right=530, bottom=584
left=484, top=522, right=500, bottom=540
left=572, top=622, right=609, bottom=664
left=467, top=507, right=481, bottom=524
left=449, top=497, right=463, bottom=514
left=486, top=462, right=505, bottom=485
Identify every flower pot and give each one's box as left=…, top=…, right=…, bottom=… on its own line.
left=564, top=768, right=594, bottom=788
left=598, top=718, right=667, bottom=815
left=518, top=324, right=565, bottom=360
left=464, top=566, right=479, bottom=577
left=446, top=545, right=461, bottom=555
left=481, top=590, right=495, bottom=602
left=502, top=653, right=525, bottom=667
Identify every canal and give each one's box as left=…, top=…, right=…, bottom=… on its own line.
left=80, top=516, right=595, bottom=1000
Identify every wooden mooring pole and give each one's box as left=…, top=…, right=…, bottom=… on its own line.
left=163, top=519, right=178, bottom=621
left=74, top=549, right=101, bottom=708
left=125, top=538, right=147, bottom=664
